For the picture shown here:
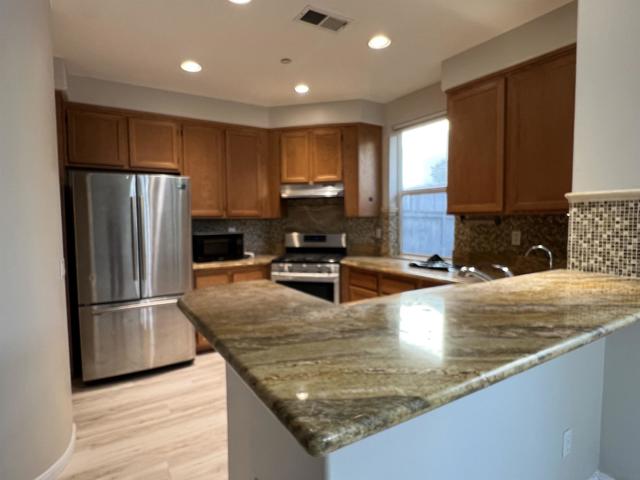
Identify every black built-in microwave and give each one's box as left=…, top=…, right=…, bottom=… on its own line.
left=193, top=233, right=244, bottom=263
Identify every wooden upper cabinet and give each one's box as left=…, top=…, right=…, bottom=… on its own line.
left=281, top=131, right=310, bottom=184
left=343, top=124, right=381, bottom=218
left=225, top=127, right=266, bottom=217
left=280, top=127, right=343, bottom=184
left=505, top=49, right=576, bottom=213
left=447, top=77, right=506, bottom=214
left=310, top=127, right=342, bottom=183
left=183, top=124, right=226, bottom=218
left=128, top=117, right=181, bottom=171
left=66, top=107, right=129, bottom=169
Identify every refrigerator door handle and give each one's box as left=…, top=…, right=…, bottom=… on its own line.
left=90, top=297, right=179, bottom=315
left=130, top=196, right=139, bottom=282
left=137, top=194, right=146, bottom=281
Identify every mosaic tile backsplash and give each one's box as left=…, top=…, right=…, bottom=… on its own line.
left=193, top=198, right=381, bottom=256
left=453, top=214, right=569, bottom=274
left=568, top=199, right=640, bottom=277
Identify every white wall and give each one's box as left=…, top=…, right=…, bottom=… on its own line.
left=269, top=100, right=384, bottom=128
left=600, top=323, right=640, bottom=480
left=383, top=83, right=447, bottom=212
left=0, top=0, right=74, bottom=479
left=53, top=56, right=68, bottom=90
left=66, top=75, right=271, bottom=128
left=572, top=0, right=640, bottom=192
left=64, top=74, right=385, bottom=129
left=441, top=1, right=577, bottom=91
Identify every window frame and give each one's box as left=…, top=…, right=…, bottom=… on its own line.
left=397, top=116, right=452, bottom=259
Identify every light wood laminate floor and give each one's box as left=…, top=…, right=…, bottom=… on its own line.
left=60, top=353, right=228, bottom=480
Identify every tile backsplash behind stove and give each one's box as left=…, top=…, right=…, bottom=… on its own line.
left=193, top=198, right=381, bottom=256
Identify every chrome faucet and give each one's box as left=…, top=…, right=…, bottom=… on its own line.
left=525, top=244, right=554, bottom=270
left=491, top=264, right=514, bottom=278
left=459, top=266, right=493, bottom=282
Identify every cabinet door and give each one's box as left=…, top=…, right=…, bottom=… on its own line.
left=343, top=124, right=381, bottom=218
left=231, top=267, right=269, bottom=283
left=311, top=128, right=342, bottom=183
left=183, top=124, right=226, bottom=218
left=281, top=130, right=310, bottom=183
left=379, top=275, right=419, bottom=295
left=348, top=285, right=379, bottom=302
left=226, top=127, right=265, bottom=217
left=505, top=49, right=575, bottom=213
left=447, top=77, right=505, bottom=214
left=194, top=270, right=230, bottom=289
left=348, top=268, right=379, bottom=292
left=66, top=107, right=129, bottom=168
left=129, top=117, right=181, bottom=171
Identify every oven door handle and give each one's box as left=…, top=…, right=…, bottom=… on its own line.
left=271, top=272, right=339, bottom=282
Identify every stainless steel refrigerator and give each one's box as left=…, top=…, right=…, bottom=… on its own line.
left=69, top=171, right=195, bottom=381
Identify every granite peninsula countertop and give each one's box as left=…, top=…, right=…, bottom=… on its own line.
left=192, top=255, right=276, bottom=271
left=341, top=256, right=472, bottom=284
left=178, top=270, right=640, bottom=456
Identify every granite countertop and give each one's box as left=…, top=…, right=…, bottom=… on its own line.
left=178, top=270, right=640, bottom=457
left=341, top=256, right=472, bottom=284
left=192, top=255, right=276, bottom=271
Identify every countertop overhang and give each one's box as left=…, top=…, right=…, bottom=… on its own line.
left=178, top=270, right=640, bottom=457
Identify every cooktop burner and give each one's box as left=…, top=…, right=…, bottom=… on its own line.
left=271, top=232, right=347, bottom=266
left=272, top=253, right=344, bottom=264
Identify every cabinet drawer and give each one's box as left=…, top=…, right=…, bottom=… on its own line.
left=194, top=271, right=230, bottom=289
left=380, top=275, right=419, bottom=295
left=349, top=268, right=378, bottom=291
left=348, top=285, right=379, bottom=302
left=232, top=267, right=268, bottom=283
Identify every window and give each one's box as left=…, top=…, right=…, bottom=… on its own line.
left=398, top=118, right=454, bottom=258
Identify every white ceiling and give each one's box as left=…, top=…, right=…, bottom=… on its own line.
left=51, top=0, right=572, bottom=107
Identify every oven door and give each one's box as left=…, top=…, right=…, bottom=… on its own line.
left=270, top=272, right=340, bottom=304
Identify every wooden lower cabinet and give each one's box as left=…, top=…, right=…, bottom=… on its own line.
left=348, top=285, right=379, bottom=302
left=341, top=265, right=447, bottom=303
left=379, top=274, right=419, bottom=295
left=193, top=265, right=270, bottom=352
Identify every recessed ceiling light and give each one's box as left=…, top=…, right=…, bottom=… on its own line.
left=228, top=0, right=252, bottom=4
left=368, top=34, right=391, bottom=50
left=180, top=60, right=202, bottom=73
left=294, top=83, right=310, bottom=95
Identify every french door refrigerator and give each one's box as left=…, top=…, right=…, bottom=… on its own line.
left=70, top=171, right=195, bottom=381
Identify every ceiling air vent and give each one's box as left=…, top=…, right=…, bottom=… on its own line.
left=297, top=6, right=350, bottom=32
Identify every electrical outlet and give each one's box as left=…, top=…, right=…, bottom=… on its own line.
left=375, top=228, right=382, bottom=239
left=228, top=227, right=237, bottom=233
left=562, top=429, right=573, bottom=458
left=511, top=230, right=522, bottom=247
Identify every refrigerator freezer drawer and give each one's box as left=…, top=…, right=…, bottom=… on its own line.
left=79, top=297, right=195, bottom=381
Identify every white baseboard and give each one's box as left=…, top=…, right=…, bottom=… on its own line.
left=588, top=471, right=616, bottom=480
left=34, top=423, right=76, bottom=480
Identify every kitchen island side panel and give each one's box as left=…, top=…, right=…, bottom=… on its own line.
left=227, top=366, right=325, bottom=480
left=228, top=341, right=604, bottom=480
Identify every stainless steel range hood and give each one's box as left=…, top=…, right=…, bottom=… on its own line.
left=280, top=183, right=344, bottom=199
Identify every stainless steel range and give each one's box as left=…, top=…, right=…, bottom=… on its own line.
left=271, top=233, right=347, bottom=304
